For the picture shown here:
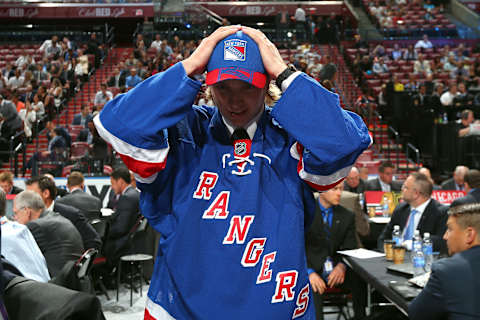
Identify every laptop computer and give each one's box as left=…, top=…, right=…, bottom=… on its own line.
left=387, top=262, right=415, bottom=276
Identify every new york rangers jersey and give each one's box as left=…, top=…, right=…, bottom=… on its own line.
left=94, top=62, right=371, bottom=319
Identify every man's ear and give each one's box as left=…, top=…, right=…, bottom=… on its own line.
left=465, top=227, right=477, bottom=246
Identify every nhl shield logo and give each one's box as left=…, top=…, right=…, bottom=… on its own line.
left=234, top=141, right=247, bottom=156
left=224, top=39, right=247, bottom=62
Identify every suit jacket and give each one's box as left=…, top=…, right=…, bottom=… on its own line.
left=53, top=202, right=102, bottom=251
left=378, top=200, right=448, bottom=254
left=441, top=177, right=461, bottom=191
left=27, top=210, right=84, bottom=277
left=450, top=188, right=480, bottom=208
left=104, top=186, right=140, bottom=262
left=107, top=73, right=126, bottom=88
left=306, top=201, right=357, bottom=274
left=365, top=177, right=402, bottom=192
left=344, top=179, right=366, bottom=194
left=339, top=191, right=370, bottom=248
left=72, top=113, right=93, bottom=128
left=5, top=276, right=106, bottom=320
left=409, top=246, right=480, bottom=320
left=56, top=189, right=102, bottom=221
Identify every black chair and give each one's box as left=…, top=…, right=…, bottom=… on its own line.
left=323, top=287, right=352, bottom=320
left=116, top=215, right=153, bottom=306
left=89, top=219, right=111, bottom=299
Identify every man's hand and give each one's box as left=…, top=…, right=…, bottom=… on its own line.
left=308, top=272, right=327, bottom=294
left=327, top=263, right=346, bottom=288
left=182, top=26, right=241, bottom=77
left=240, top=26, right=287, bottom=80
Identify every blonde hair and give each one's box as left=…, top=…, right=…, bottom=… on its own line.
left=205, top=80, right=282, bottom=107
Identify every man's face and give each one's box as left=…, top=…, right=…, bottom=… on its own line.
left=345, top=170, right=360, bottom=188
left=454, top=171, right=465, bottom=186
left=444, top=216, right=468, bottom=255
left=211, top=79, right=266, bottom=128
left=0, top=181, right=12, bottom=193
left=110, top=177, right=121, bottom=195
left=401, top=176, right=417, bottom=205
left=320, top=182, right=344, bottom=207
left=13, top=200, right=30, bottom=225
left=25, top=183, right=48, bottom=205
left=379, top=167, right=394, bottom=184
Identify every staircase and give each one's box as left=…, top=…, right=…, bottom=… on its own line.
left=1, top=47, right=134, bottom=177
left=316, top=44, right=420, bottom=178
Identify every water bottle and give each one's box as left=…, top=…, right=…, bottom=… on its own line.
left=382, top=194, right=389, bottom=217
left=412, top=230, right=425, bottom=276
left=423, top=232, right=433, bottom=272
left=443, top=112, right=448, bottom=123
left=358, top=193, right=364, bottom=210
left=392, top=225, right=402, bottom=245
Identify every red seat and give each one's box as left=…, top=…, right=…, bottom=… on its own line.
left=70, top=142, right=90, bottom=161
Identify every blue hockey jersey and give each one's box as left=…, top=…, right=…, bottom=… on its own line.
left=94, top=62, right=371, bottom=319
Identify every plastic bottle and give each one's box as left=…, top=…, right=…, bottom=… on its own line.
left=423, top=232, right=433, bottom=272
left=443, top=112, right=448, bottom=123
left=358, top=193, right=364, bottom=210
left=382, top=194, right=389, bottom=217
left=392, top=225, right=402, bottom=245
left=412, top=230, right=425, bottom=276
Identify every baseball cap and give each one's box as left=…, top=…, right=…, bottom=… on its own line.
left=206, top=31, right=267, bottom=89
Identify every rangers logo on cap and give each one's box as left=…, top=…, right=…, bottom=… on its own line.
left=224, top=39, right=246, bottom=62
left=234, top=141, right=247, bottom=156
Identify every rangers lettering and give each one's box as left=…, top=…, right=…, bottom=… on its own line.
left=202, top=191, right=230, bottom=219
left=240, top=237, right=266, bottom=267
left=256, top=251, right=276, bottom=284
left=271, top=270, right=298, bottom=303
left=223, top=215, right=255, bottom=245
left=292, top=284, right=310, bottom=319
left=193, top=171, right=218, bottom=200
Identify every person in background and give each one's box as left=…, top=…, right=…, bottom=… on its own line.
left=450, top=169, right=480, bottom=208
left=441, top=165, right=469, bottom=191
left=306, top=182, right=366, bottom=320
left=409, top=203, right=480, bottom=320
left=378, top=173, right=448, bottom=253
left=0, top=171, right=23, bottom=195
left=365, top=160, right=402, bottom=192
left=344, top=167, right=366, bottom=194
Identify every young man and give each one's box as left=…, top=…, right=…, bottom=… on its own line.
left=409, top=203, right=480, bottom=319
left=306, top=182, right=366, bottom=320
left=94, top=26, right=371, bottom=319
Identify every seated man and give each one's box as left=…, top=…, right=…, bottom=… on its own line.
left=0, top=171, right=23, bottom=195
left=450, top=169, right=480, bottom=207
left=93, top=84, right=113, bottom=110
left=0, top=190, right=50, bottom=282
left=306, top=182, right=366, bottom=320
left=25, top=176, right=101, bottom=251
left=72, top=104, right=93, bottom=128
left=56, top=171, right=102, bottom=221
left=13, top=190, right=84, bottom=277
left=26, top=128, right=67, bottom=176
left=344, top=167, right=366, bottom=194
left=378, top=173, right=448, bottom=253
left=441, top=165, right=469, bottom=191
left=105, top=167, right=140, bottom=266
left=409, top=203, right=480, bottom=319
left=365, top=161, right=402, bottom=192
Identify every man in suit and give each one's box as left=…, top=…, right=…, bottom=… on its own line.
left=13, top=190, right=84, bottom=277
left=306, top=182, right=366, bottom=320
left=441, top=165, right=469, bottom=191
left=450, top=169, right=480, bottom=208
left=344, top=167, right=366, bottom=194
left=25, top=176, right=101, bottom=251
left=105, top=167, right=140, bottom=266
left=43, top=173, right=68, bottom=198
left=0, top=171, right=23, bottom=195
left=56, top=171, right=102, bottom=221
left=378, top=172, right=448, bottom=253
left=72, top=104, right=93, bottom=128
left=107, top=67, right=126, bottom=88
left=418, top=167, right=440, bottom=190
left=409, top=203, right=480, bottom=319
left=365, top=160, right=402, bottom=192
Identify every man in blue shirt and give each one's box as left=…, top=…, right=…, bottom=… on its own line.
left=0, top=190, right=50, bottom=282
left=125, top=68, right=142, bottom=88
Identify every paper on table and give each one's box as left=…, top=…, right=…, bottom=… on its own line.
left=101, top=208, right=114, bottom=217
left=369, top=217, right=391, bottom=224
left=338, top=248, right=386, bottom=259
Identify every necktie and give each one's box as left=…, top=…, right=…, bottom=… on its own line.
left=404, top=209, right=418, bottom=241
left=231, top=128, right=250, bottom=144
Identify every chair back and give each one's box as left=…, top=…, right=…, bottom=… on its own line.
left=70, top=141, right=89, bottom=160
left=75, top=248, right=98, bottom=279
left=89, top=218, right=107, bottom=238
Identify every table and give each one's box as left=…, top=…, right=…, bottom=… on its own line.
left=343, top=255, right=419, bottom=316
